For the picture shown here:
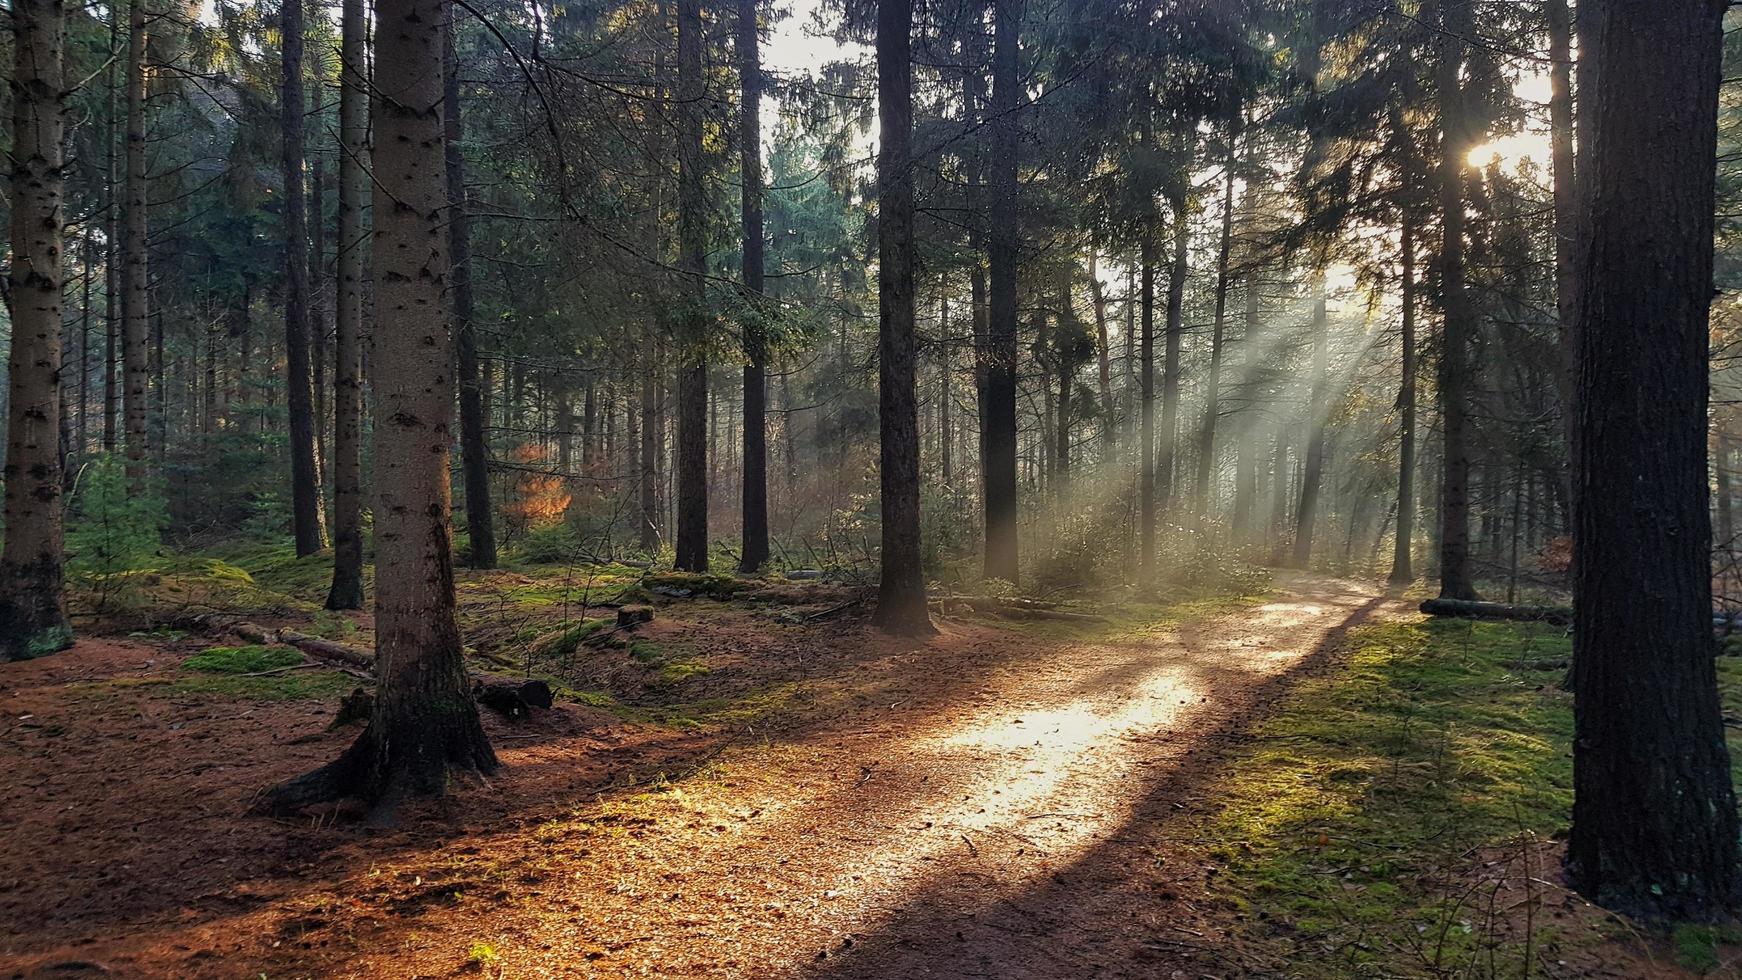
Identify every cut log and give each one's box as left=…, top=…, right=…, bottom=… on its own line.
left=1418, top=598, right=1572, bottom=625
left=616, top=604, right=655, bottom=627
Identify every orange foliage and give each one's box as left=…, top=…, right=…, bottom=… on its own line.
left=504, top=443, right=572, bottom=535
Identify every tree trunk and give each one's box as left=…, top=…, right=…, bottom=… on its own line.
left=640, top=339, right=661, bottom=553
left=447, top=20, right=496, bottom=569
left=1433, top=0, right=1480, bottom=600
left=103, top=18, right=120, bottom=454
left=283, top=0, right=326, bottom=556
left=1547, top=0, right=1576, bottom=505
left=1389, top=222, right=1418, bottom=585
left=982, top=0, right=1021, bottom=584
left=1089, top=253, right=1113, bottom=452
left=326, top=0, right=368, bottom=611
left=673, top=0, right=709, bottom=572
left=263, top=0, right=496, bottom=814
left=871, top=0, right=933, bottom=634
left=1567, top=0, right=1739, bottom=920
left=1232, top=267, right=1259, bottom=540
left=121, top=0, right=150, bottom=491
left=1194, top=122, right=1238, bottom=521
left=737, top=0, right=770, bottom=572
left=1159, top=182, right=1189, bottom=515
left=1291, top=279, right=1329, bottom=568
left=1, top=0, right=73, bottom=661
left=1139, top=224, right=1157, bottom=582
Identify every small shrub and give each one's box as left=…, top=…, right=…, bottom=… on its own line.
left=66, top=454, right=166, bottom=609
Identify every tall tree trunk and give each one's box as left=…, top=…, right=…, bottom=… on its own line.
left=737, top=0, right=769, bottom=572
left=283, top=0, right=326, bottom=556
left=103, top=15, right=120, bottom=454
left=640, top=340, right=661, bottom=552
left=1159, top=182, right=1188, bottom=515
left=1292, top=278, right=1328, bottom=568
left=121, top=0, right=150, bottom=491
left=263, top=0, right=495, bottom=815
left=326, top=0, right=368, bottom=610
left=1389, top=222, right=1418, bottom=585
left=673, top=0, right=710, bottom=571
left=79, top=233, right=93, bottom=453
left=1, top=0, right=73, bottom=660
left=1547, top=0, right=1576, bottom=498
left=871, top=0, right=932, bottom=634
left=447, top=20, right=496, bottom=569
left=982, top=0, right=1021, bottom=584
left=1194, top=122, right=1238, bottom=520
left=1232, top=271, right=1259, bottom=541
left=1568, top=0, right=1738, bottom=919
left=939, top=285, right=954, bottom=484
left=1433, top=0, right=1480, bottom=600
left=1089, top=253, right=1113, bottom=451
left=310, top=154, right=330, bottom=492
left=1139, top=225, right=1156, bottom=581
left=1053, top=267, right=1072, bottom=490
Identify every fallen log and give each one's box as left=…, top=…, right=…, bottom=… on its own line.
left=1418, top=598, right=1571, bottom=625
left=1421, top=598, right=1736, bottom=630
left=950, top=596, right=1104, bottom=622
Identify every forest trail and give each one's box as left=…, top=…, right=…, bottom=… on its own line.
left=1, top=574, right=1404, bottom=979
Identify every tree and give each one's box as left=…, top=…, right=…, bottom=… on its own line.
left=262, top=0, right=496, bottom=813
left=1388, top=222, right=1417, bottom=585
left=1291, top=277, right=1328, bottom=567
left=1567, top=0, right=1739, bottom=920
left=0, top=0, right=74, bottom=661
left=122, top=0, right=151, bottom=491
left=673, top=0, right=709, bottom=572
left=450, top=17, right=497, bottom=570
left=871, top=0, right=933, bottom=635
left=1432, top=0, right=1479, bottom=601
left=283, top=0, right=327, bottom=557
left=737, top=0, right=770, bottom=572
left=325, top=0, right=369, bottom=610
left=982, top=0, right=1021, bottom=584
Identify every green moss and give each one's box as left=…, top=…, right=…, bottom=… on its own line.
left=629, top=639, right=711, bottom=686
left=529, top=618, right=611, bottom=659
left=1202, top=618, right=1578, bottom=975
left=183, top=645, right=305, bottom=674
left=167, top=670, right=358, bottom=701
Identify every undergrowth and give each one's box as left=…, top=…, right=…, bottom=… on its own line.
left=1202, top=617, right=1742, bottom=977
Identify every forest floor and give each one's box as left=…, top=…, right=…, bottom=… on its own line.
left=2, top=560, right=1739, bottom=979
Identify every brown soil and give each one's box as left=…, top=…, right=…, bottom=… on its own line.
left=0, top=573, right=1604, bottom=979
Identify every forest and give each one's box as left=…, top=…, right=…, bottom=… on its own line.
left=3, top=0, right=1741, bottom=975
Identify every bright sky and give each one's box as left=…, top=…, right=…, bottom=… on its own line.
left=763, top=0, right=849, bottom=76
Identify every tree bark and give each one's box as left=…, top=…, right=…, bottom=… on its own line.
left=326, top=0, right=369, bottom=610
left=1389, top=222, right=1417, bottom=585
left=1567, top=0, right=1739, bottom=920
left=283, top=0, right=327, bottom=556
left=1139, top=224, right=1157, bottom=582
left=1, top=0, right=73, bottom=661
left=1194, top=122, right=1238, bottom=521
left=1433, top=0, right=1480, bottom=600
left=103, top=16, right=120, bottom=454
left=121, top=0, right=150, bottom=491
left=871, top=0, right=933, bottom=634
left=447, top=19, right=496, bottom=569
left=1159, top=180, right=1189, bottom=516
left=1291, top=278, right=1328, bottom=568
left=263, top=0, right=496, bottom=814
left=673, top=0, right=710, bottom=572
left=981, top=0, right=1021, bottom=585
left=738, top=0, right=769, bottom=571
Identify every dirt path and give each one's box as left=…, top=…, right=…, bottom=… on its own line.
left=2, top=573, right=1403, bottom=979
